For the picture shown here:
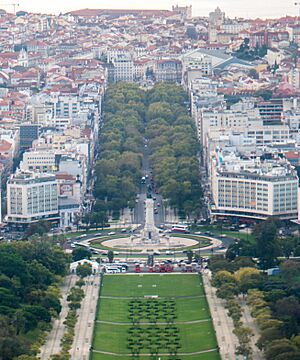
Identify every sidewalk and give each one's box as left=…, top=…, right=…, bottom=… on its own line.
left=238, top=298, right=265, bottom=360
left=39, top=275, right=77, bottom=359
left=70, top=274, right=101, bottom=360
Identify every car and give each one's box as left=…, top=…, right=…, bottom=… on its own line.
left=108, top=232, right=116, bottom=236
left=70, top=244, right=76, bottom=248
left=194, top=231, right=202, bottom=235
left=95, top=232, right=102, bottom=236
left=153, top=251, right=160, bottom=255
left=157, top=202, right=160, bottom=207
left=121, top=229, right=127, bottom=233
left=153, top=197, right=157, bottom=200
left=154, top=209, right=158, bottom=214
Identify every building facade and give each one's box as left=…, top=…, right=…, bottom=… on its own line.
left=6, top=171, right=59, bottom=229
left=210, top=151, right=298, bottom=221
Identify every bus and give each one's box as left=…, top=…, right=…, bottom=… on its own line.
left=171, top=224, right=190, bottom=233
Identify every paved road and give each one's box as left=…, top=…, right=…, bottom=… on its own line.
left=202, top=270, right=240, bottom=360
left=133, top=142, right=165, bottom=227
left=70, top=274, right=100, bottom=360
left=39, top=275, right=77, bottom=359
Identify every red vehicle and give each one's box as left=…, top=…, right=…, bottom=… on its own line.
left=135, top=264, right=141, bottom=273
left=154, top=264, right=161, bottom=273
left=148, top=266, right=153, bottom=272
left=165, top=264, right=173, bottom=273
left=186, top=264, right=193, bottom=273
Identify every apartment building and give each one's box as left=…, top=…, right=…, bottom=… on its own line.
left=20, top=150, right=57, bottom=172
left=196, top=108, right=262, bottom=146
left=111, top=53, right=134, bottom=82
left=154, top=59, right=182, bottom=83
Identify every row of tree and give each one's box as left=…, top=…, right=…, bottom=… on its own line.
left=93, top=83, right=203, bottom=220
left=211, top=259, right=300, bottom=359
left=93, top=83, right=146, bottom=217
left=145, top=83, right=203, bottom=218
left=0, top=237, right=69, bottom=359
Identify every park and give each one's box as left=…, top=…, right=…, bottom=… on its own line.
left=91, top=274, right=220, bottom=360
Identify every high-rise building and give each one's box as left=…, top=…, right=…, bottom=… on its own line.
left=258, top=99, right=283, bottom=125
left=210, top=150, right=298, bottom=221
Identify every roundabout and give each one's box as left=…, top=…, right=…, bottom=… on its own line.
left=88, top=233, right=221, bottom=253
left=85, top=199, right=223, bottom=254
left=100, top=234, right=198, bottom=251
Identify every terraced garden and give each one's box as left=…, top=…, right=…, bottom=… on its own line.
left=91, top=274, right=220, bottom=360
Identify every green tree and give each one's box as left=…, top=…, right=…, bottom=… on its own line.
left=186, top=250, right=193, bottom=263
left=76, top=263, right=92, bottom=278
left=107, top=250, right=114, bottom=263
left=72, top=247, right=92, bottom=262
left=265, top=339, right=297, bottom=360
left=253, top=219, right=280, bottom=269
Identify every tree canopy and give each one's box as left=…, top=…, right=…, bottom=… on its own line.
left=0, top=239, right=69, bottom=359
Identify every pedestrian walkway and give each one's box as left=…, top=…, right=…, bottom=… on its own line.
left=70, top=274, right=100, bottom=360
left=39, top=274, right=77, bottom=359
left=238, top=298, right=265, bottom=360
left=202, top=271, right=239, bottom=360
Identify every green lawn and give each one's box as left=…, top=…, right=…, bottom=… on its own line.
left=92, top=274, right=220, bottom=360
left=97, top=296, right=210, bottom=323
left=91, top=351, right=220, bottom=360
left=101, top=274, right=203, bottom=297
left=176, top=297, right=210, bottom=322
left=93, top=322, right=216, bottom=354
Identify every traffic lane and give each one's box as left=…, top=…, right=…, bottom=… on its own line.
left=133, top=192, right=146, bottom=225
left=153, top=194, right=164, bottom=226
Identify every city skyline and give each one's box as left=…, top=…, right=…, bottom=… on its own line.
left=4, top=0, right=299, bottom=19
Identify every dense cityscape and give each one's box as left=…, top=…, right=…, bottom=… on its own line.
left=1, top=3, right=300, bottom=360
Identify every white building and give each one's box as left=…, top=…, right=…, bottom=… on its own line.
left=70, top=259, right=101, bottom=275
left=111, top=53, right=134, bottom=82
left=6, top=171, right=59, bottom=229
left=182, top=56, right=212, bottom=87
left=196, top=108, right=262, bottom=146
left=288, top=68, right=300, bottom=89
left=20, top=150, right=57, bottom=172
left=210, top=150, right=298, bottom=221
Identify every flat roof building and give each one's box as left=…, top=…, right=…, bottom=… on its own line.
left=6, top=171, right=59, bottom=229
left=210, top=150, right=298, bottom=221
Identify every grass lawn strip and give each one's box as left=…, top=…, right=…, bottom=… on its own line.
left=91, top=349, right=220, bottom=359
left=100, top=274, right=203, bottom=297
left=97, top=297, right=210, bottom=323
